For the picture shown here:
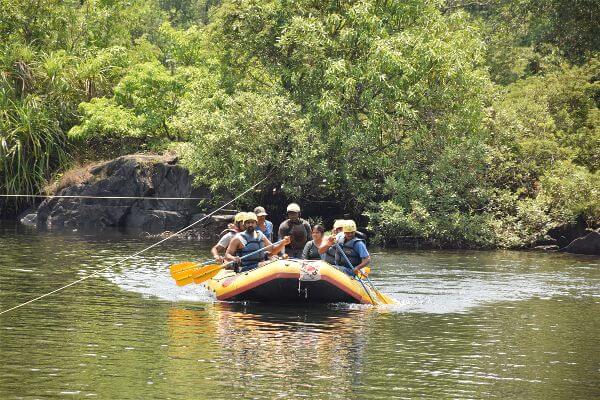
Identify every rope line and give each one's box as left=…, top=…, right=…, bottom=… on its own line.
left=1, top=194, right=209, bottom=200
left=0, top=176, right=270, bottom=316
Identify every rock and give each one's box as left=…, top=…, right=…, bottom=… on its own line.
left=126, top=209, right=188, bottom=232
left=20, top=213, right=37, bottom=227
left=189, top=213, right=208, bottom=225
left=548, top=217, right=590, bottom=248
left=35, top=154, right=205, bottom=233
left=212, top=214, right=236, bottom=223
left=560, top=231, right=600, bottom=255
left=533, top=245, right=559, bottom=252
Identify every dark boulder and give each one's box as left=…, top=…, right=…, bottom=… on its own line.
left=560, top=230, right=600, bottom=256
left=548, top=216, right=590, bottom=248
left=35, top=154, right=205, bottom=233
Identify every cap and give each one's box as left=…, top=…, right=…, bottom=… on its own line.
left=286, top=203, right=301, bottom=213
left=254, top=206, right=268, bottom=216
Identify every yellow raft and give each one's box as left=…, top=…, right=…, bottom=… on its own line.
left=204, top=259, right=395, bottom=305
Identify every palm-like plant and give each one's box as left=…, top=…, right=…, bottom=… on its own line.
left=0, top=95, right=68, bottom=199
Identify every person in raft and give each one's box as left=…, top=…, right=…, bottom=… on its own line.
left=211, top=212, right=246, bottom=263
left=319, top=220, right=370, bottom=275
left=225, top=212, right=290, bottom=272
left=278, top=203, right=311, bottom=259
left=254, top=206, right=273, bottom=242
left=302, top=224, right=326, bottom=260
left=318, top=219, right=345, bottom=265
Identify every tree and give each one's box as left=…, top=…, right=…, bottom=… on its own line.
left=181, top=0, right=492, bottom=218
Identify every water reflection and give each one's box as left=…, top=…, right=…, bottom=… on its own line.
left=165, top=303, right=377, bottom=398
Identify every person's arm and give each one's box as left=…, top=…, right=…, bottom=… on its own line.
left=277, top=221, right=289, bottom=255
left=352, top=242, right=371, bottom=273
left=224, top=237, right=242, bottom=264
left=354, top=255, right=371, bottom=273
left=302, top=241, right=312, bottom=259
left=318, top=235, right=335, bottom=254
left=264, top=235, right=290, bottom=256
left=211, top=244, right=225, bottom=263
left=319, top=235, right=336, bottom=254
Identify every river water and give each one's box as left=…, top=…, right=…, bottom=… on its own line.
left=0, top=222, right=598, bottom=399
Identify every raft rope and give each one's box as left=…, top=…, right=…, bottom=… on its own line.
left=1, top=194, right=209, bottom=200
left=0, top=176, right=270, bottom=316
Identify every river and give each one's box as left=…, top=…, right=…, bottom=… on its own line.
left=0, top=222, right=598, bottom=399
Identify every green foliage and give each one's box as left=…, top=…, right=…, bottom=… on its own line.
left=175, top=90, right=316, bottom=199
left=450, top=0, right=600, bottom=83
left=0, top=0, right=168, bottom=197
left=489, top=60, right=600, bottom=190
left=159, top=0, right=221, bottom=26
left=537, top=161, right=600, bottom=226
left=0, top=95, right=67, bottom=196
left=194, top=0, right=491, bottom=214
left=0, top=0, right=597, bottom=248
left=69, top=61, right=189, bottom=148
left=367, top=128, right=497, bottom=248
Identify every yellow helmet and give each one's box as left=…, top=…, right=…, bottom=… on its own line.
left=333, top=219, right=346, bottom=230
left=342, top=220, right=357, bottom=233
left=243, top=212, right=258, bottom=223
left=234, top=212, right=246, bottom=223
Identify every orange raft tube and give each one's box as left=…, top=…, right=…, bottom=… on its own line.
left=204, top=259, right=395, bottom=305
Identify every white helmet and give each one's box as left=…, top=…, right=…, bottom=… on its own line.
left=333, top=219, right=346, bottom=230
left=286, top=203, right=301, bottom=213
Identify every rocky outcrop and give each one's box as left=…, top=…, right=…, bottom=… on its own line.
left=560, top=230, right=600, bottom=255
left=548, top=217, right=590, bottom=248
left=35, top=154, right=214, bottom=234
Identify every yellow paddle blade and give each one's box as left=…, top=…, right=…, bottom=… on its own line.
left=175, top=276, right=195, bottom=286
left=171, top=265, right=204, bottom=282
left=171, top=263, right=225, bottom=287
left=170, top=261, right=200, bottom=278
left=191, top=264, right=224, bottom=285
left=172, top=269, right=197, bottom=282
left=357, top=266, right=371, bottom=279
left=375, top=291, right=396, bottom=305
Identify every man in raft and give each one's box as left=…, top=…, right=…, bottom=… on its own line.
left=277, top=203, right=311, bottom=258
left=225, top=212, right=290, bottom=272
left=254, top=206, right=273, bottom=241
left=211, top=212, right=245, bottom=263
left=319, top=220, right=371, bottom=275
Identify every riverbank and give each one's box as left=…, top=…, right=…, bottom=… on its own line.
left=3, top=153, right=598, bottom=255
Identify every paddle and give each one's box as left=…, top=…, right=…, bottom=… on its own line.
left=170, top=239, right=287, bottom=286
left=170, top=260, right=217, bottom=279
left=170, top=260, right=224, bottom=286
left=333, top=242, right=389, bottom=305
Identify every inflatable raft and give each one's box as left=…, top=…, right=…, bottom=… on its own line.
left=203, top=259, right=394, bottom=305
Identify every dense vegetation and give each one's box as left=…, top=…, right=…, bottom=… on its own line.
left=1, top=0, right=598, bottom=248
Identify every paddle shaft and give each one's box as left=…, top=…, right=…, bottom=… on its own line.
left=333, top=242, right=377, bottom=304
left=224, top=238, right=286, bottom=269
